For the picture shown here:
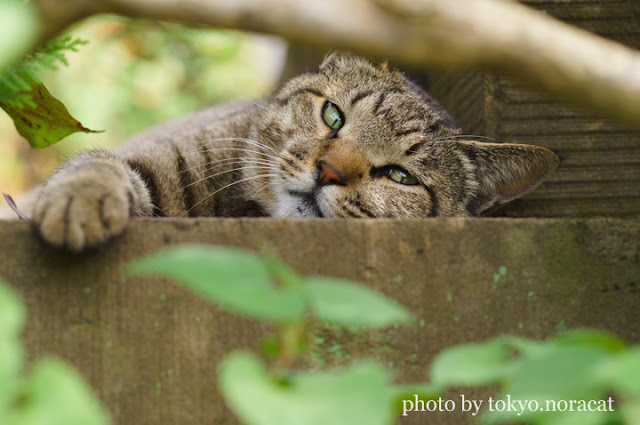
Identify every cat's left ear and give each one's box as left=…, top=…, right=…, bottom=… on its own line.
left=321, top=50, right=389, bottom=72
left=453, top=140, right=559, bottom=215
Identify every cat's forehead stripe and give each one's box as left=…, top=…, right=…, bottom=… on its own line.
left=404, top=141, right=426, bottom=156
left=373, top=92, right=387, bottom=115
left=394, top=128, right=422, bottom=138
left=277, top=87, right=325, bottom=106
left=350, top=89, right=376, bottom=106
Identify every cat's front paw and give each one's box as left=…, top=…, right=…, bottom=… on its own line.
left=32, top=172, right=134, bottom=252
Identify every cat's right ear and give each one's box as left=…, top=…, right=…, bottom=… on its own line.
left=451, top=140, right=560, bottom=215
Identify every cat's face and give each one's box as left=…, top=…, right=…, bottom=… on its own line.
left=250, top=53, right=558, bottom=218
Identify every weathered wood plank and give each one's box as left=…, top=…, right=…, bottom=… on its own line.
left=1, top=217, right=639, bottom=424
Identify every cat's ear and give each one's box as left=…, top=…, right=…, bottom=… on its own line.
left=320, top=51, right=390, bottom=76
left=453, top=140, right=559, bottom=215
left=319, top=51, right=356, bottom=71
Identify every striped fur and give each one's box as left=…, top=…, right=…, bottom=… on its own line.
left=20, top=52, right=558, bottom=251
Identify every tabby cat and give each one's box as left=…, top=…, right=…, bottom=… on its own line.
left=8, top=52, right=559, bottom=251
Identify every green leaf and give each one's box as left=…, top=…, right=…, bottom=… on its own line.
left=263, top=255, right=304, bottom=288
left=304, top=277, right=412, bottom=329
left=481, top=345, right=612, bottom=424
left=127, top=245, right=307, bottom=323
left=219, top=351, right=394, bottom=425
left=552, top=329, right=627, bottom=353
left=390, top=383, right=441, bottom=401
left=390, top=383, right=442, bottom=415
left=505, top=345, right=608, bottom=401
left=0, top=340, right=22, bottom=411
left=0, top=0, right=37, bottom=69
left=0, top=80, right=102, bottom=148
left=10, top=357, right=109, bottom=425
left=496, top=335, right=543, bottom=356
left=431, top=341, right=510, bottom=386
left=0, top=279, right=25, bottom=338
left=596, top=347, right=640, bottom=396
left=541, top=408, right=614, bottom=425
left=621, top=401, right=640, bottom=425
left=0, top=281, right=25, bottom=412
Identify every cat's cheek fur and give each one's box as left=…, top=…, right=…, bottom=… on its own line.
left=368, top=191, right=418, bottom=218
left=314, top=186, right=342, bottom=217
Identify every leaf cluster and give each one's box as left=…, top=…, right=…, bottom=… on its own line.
left=129, top=245, right=640, bottom=425
left=128, top=245, right=437, bottom=425
left=431, top=331, right=640, bottom=425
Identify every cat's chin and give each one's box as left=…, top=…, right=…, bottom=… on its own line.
left=274, top=190, right=325, bottom=218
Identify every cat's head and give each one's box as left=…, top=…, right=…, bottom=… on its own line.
left=249, top=52, right=559, bottom=218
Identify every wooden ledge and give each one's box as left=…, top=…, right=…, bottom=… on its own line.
left=0, top=218, right=638, bottom=425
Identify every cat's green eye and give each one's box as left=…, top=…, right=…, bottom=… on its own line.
left=322, top=101, right=344, bottom=130
left=387, top=168, right=419, bottom=185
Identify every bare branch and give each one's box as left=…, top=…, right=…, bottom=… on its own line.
left=30, top=0, right=640, bottom=128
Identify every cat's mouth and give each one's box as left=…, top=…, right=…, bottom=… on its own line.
left=286, top=190, right=325, bottom=218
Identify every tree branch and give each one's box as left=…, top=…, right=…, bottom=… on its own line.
left=31, top=0, right=640, bottom=128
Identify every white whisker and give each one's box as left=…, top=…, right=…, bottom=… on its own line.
left=443, top=134, right=496, bottom=142
left=185, top=136, right=280, bottom=156
left=194, top=160, right=274, bottom=179
left=178, top=156, right=274, bottom=175
left=184, top=146, right=281, bottom=163
left=191, top=148, right=281, bottom=161
left=188, top=173, right=279, bottom=212
left=150, top=204, right=165, bottom=215
left=229, top=137, right=280, bottom=155
left=251, top=101, right=270, bottom=112
left=182, top=166, right=274, bottom=190
left=252, top=180, right=279, bottom=197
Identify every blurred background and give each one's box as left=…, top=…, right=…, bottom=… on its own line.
left=0, top=16, right=287, bottom=197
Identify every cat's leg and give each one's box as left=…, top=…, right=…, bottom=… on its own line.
left=31, top=150, right=153, bottom=251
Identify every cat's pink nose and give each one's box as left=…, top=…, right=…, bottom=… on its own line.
left=316, top=160, right=344, bottom=186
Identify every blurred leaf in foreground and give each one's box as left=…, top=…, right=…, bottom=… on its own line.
left=127, top=245, right=307, bottom=323
left=430, top=340, right=511, bottom=386
left=219, top=352, right=394, bottom=425
left=0, top=281, right=25, bottom=413
left=128, top=244, right=413, bottom=329
left=10, top=358, right=109, bottom=425
left=304, top=277, right=413, bottom=329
